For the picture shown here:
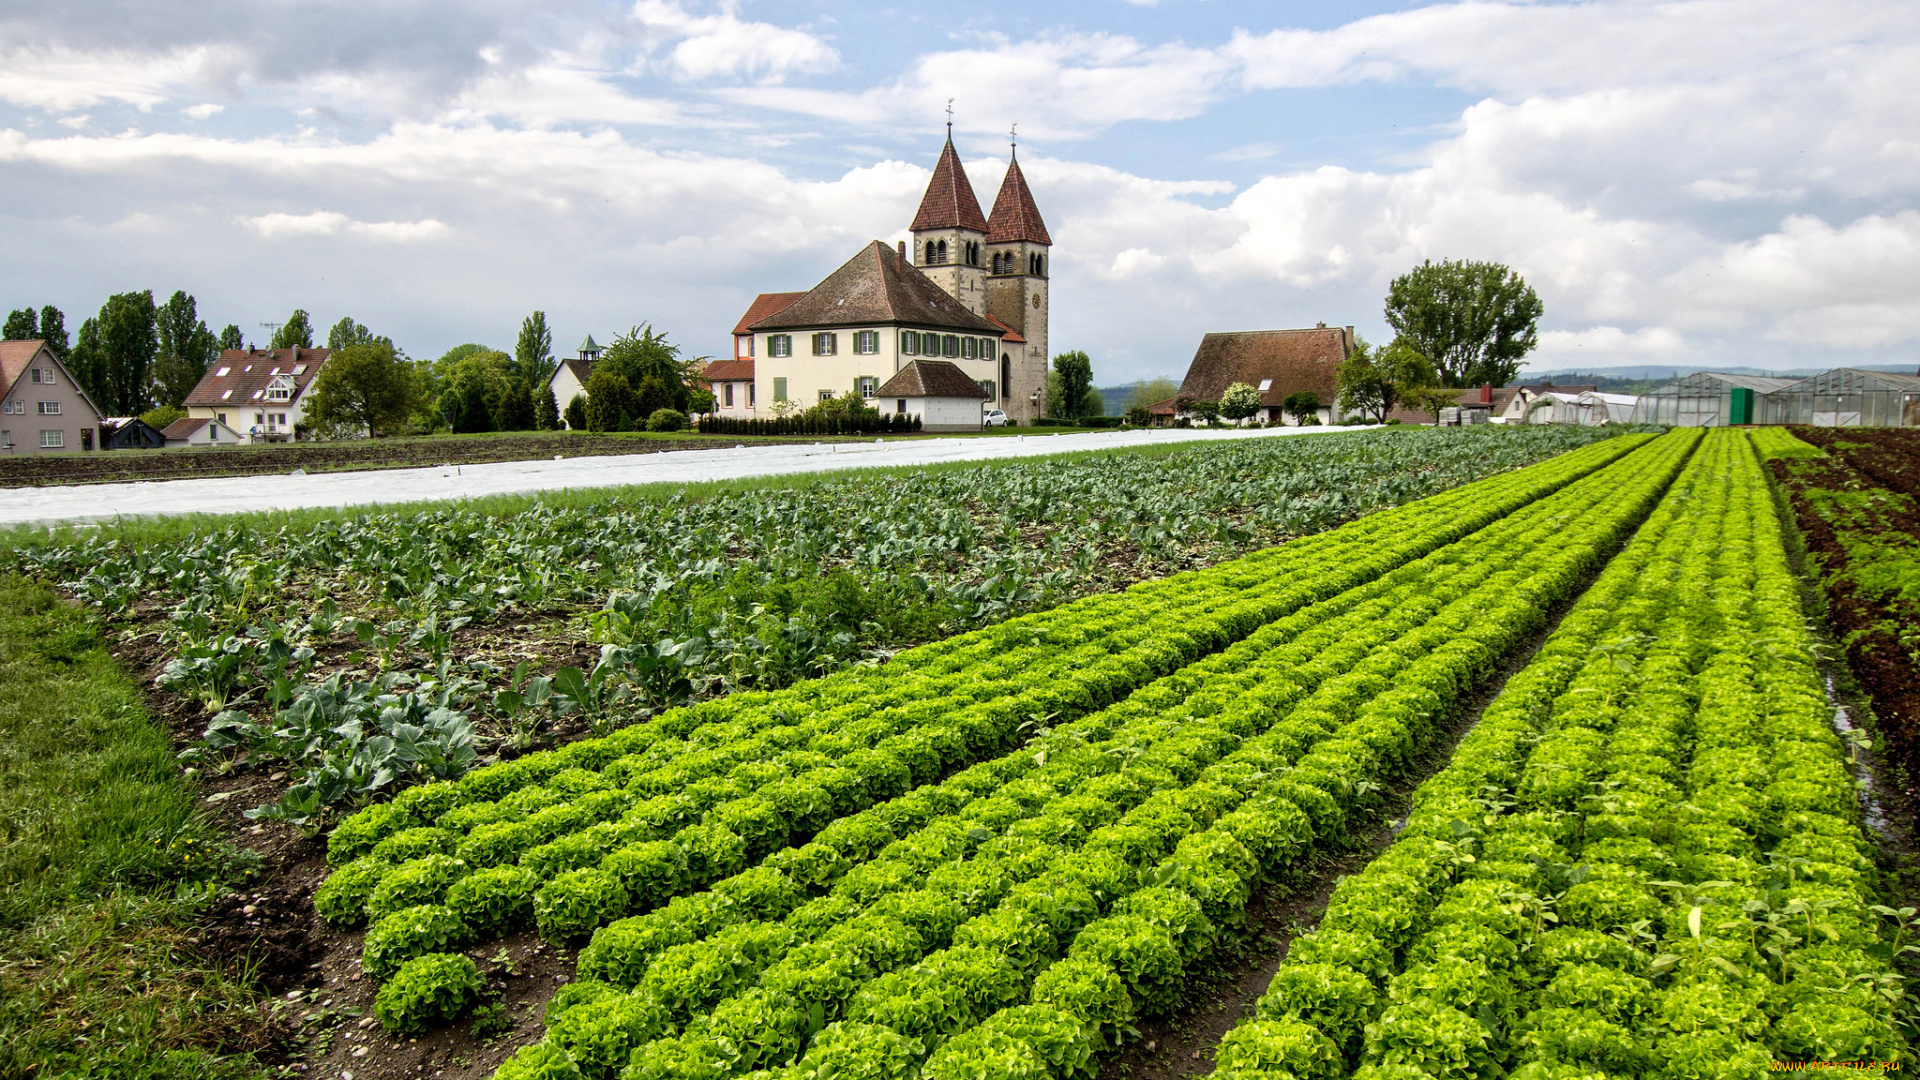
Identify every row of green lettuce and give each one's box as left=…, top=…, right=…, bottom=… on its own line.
left=308, top=435, right=1657, bottom=1037
left=475, top=429, right=1698, bottom=1080
left=13, top=428, right=1617, bottom=826
left=1209, top=427, right=1908, bottom=1079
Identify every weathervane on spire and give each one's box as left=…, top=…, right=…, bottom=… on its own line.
left=945, top=98, right=954, bottom=138
left=1010, top=122, right=1018, bottom=158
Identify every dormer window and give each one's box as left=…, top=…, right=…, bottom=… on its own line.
left=1258, top=379, right=1273, bottom=392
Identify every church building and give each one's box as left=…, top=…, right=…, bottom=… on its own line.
left=728, top=135, right=1053, bottom=425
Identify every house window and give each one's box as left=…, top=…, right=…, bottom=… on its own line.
left=942, top=335, right=959, bottom=358
left=0, top=430, right=9, bottom=447
left=268, top=382, right=291, bottom=401
left=217, top=412, right=227, bottom=424
left=901, top=331, right=920, bottom=355
left=854, top=330, right=879, bottom=354
left=2, top=401, right=14, bottom=414
left=724, top=383, right=735, bottom=407
left=37, top=401, right=60, bottom=415
left=40, top=430, right=63, bottom=448
left=768, top=335, right=792, bottom=357
left=773, top=377, right=787, bottom=402
left=819, top=390, right=834, bottom=403
left=962, top=337, right=976, bottom=359
left=978, top=380, right=997, bottom=400
left=31, top=367, right=53, bottom=384
left=747, top=382, right=755, bottom=407
left=276, top=413, right=288, bottom=426
left=812, top=332, right=837, bottom=356
left=209, top=426, right=218, bottom=441
left=856, top=377, right=879, bottom=398
left=896, top=398, right=908, bottom=414
left=1258, top=379, right=1273, bottom=391
left=255, top=412, right=265, bottom=427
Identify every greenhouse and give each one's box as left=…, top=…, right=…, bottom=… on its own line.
left=1630, top=371, right=1796, bottom=427
left=1760, top=367, right=1920, bottom=427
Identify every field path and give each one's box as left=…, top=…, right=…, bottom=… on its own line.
left=0, top=425, right=1369, bottom=527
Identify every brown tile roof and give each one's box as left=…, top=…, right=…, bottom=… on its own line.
left=162, top=417, right=212, bottom=439
left=1176, top=327, right=1352, bottom=407
left=982, top=313, right=1026, bottom=344
left=732, top=292, right=805, bottom=336
left=910, top=139, right=989, bottom=233
left=183, top=347, right=329, bottom=408
left=701, top=359, right=755, bottom=383
left=555, top=357, right=594, bottom=386
left=986, top=154, right=1050, bottom=246
left=876, top=359, right=991, bottom=400
left=750, top=241, right=1001, bottom=334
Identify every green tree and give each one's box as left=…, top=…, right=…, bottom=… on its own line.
left=1282, top=391, right=1321, bottom=425
left=584, top=370, right=638, bottom=432
left=269, top=309, right=314, bottom=349
left=1384, top=258, right=1543, bottom=387
left=153, top=291, right=218, bottom=408
left=491, top=376, right=538, bottom=432
left=1219, top=382, right=1264, bottom=424
left=534, top=382, right=562, bottom=431
left=139, top=404, right=186, bottom=430
left=436, top=349, right=513, bottom=434
left=1050, top=350, right=1095, bottom=419
left=327, top=316, right=393, bottom=351
left=564, top=394, right=587, bottom=431
left=303, top=341, right=423, bottom=437
left=515, top=311, right=555, bottom=381
left=3, top=308, right=35, bottom=339
left=69, top=317, right=104, bottom=405
left=218, top=324, right=245, bottom=351
left=599, top=325, right=694, bottom=412
left=1336, top=336, right=1436, bottom=423
left=1125, top=377, right=1179, bottom=413
left=38, top=306, right=69, bottom=362
left=1403, top=384, right=1462, bottom=425
left=98, top=290, right=158, bottom=415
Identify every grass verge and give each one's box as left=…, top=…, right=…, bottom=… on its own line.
left=0, top=574, right=280, bottom=1080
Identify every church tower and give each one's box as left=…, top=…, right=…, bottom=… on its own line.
left=984, top=142, right=1051, bottom=424
left=908, top=136, right=990, bottom=318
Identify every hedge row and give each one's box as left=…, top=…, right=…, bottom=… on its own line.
left=483, top=431, right=1697, bottom=1076
left=1216, top=429, right=1908, bottom=1077
left=696, top=414, right=922, bottom=436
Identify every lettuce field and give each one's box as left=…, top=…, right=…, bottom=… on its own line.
left=6, top=424, right=1911, bottom=1080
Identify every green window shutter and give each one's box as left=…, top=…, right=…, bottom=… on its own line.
left=773, top=377, right=787, bottom=401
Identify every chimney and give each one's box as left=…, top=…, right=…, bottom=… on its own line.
left=1316, top=321, right=1326, bottom=329
left=290, top=345, right=299, bottom=366
left=898, top=241, right=907, bottom=261
left=1479, top=383, right=1492, bottom=405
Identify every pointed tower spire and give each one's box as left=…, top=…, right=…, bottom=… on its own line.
left=910, top=137, right=989, bottom=233
left=986, top=145, right=1051, bottom=246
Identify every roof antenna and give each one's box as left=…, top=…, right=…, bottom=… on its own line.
left=946, top=98, right=954, bottom=140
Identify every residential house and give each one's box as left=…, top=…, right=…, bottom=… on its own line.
left=182, top=347, right=328, bottom=442
left=0, top=339, right=104, bottom=454
left=731, top=294, right=804, bottom=359
left=701, top=359, right=757, bottom=416
left=876, top=359, right=992, bottom=431
left=1169, top=325, right=1354, bottom=425
left=162, top=416, right=246, bottom=447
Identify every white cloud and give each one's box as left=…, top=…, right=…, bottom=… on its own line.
left=241, top=210, right=449, bottom=243
left=630, top=1, right=838, bottom=84
left=182, top=102, right=223, bottom=119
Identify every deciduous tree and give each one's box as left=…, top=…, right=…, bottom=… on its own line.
left=1384, top=259, right=1542, bottom=387
left=599, top=325, right=694, bottom=413
left=98, top=290, right=158, bottom=415
left=515, top=311, right=554, bottom=381
left=1282, top=391, right=1320, bottom=425
left=38, top=306, right=69, bottom=362
left=2, top=308, right=35, bottom=340
left=153, top=291, right=218, bottom=407
left=1125, top=377, right=1179, bottom=413
left=304, top=341, right=423, bottom=437
left=269, top=309, right=314, bottom=349
left=1336, top=336, right=1437, bottom=423
left=1219, top=382, right=1263, bottom=424
left=218, top=324, right=245, bottom=351
left=1050, top=350, right=1095, bottom=418
left=328, top=316, right=392, bottom=351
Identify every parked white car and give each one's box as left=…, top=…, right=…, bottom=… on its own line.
left=982, top=409, right=1008, bottom=427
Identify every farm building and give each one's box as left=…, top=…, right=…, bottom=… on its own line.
left=876, top=359, right=990, bottom=431
left=1520, top=390, right=1638, bottom=426
left=103, top=417, right=168, bottom=449
left=1760, top=368, right=1920, bottom=427
left=1170, top=325, right=1352, bottom=425
left=1630, top=371, right=1796, bottom=427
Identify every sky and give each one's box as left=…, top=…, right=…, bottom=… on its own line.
left=1, top=0, right=1916, bottom=383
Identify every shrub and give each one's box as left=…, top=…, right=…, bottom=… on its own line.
left=645, top=408, right=687, bottom=432
left=373, top=952, right=485, bottom=1034
left=444, top=865, right=540, bottom=936
left=363, top=904, right=470, bottom=981
left=535, top=867, right=631, bottom=944
left=563, top=395, right=587, bottom=432
left=365, top=853, right=470, bottom=921
left=313, top=856, right=391, bottom=927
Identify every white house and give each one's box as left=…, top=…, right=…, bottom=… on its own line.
left=876, top=359, right=991, bottom=431
left=182, top=347, right=328, bottom=443
left=701, top=359, right=756, bottom=415
left=548, top=336, right=602, bottom=428
left=162, top=416, right=246, bottom=447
